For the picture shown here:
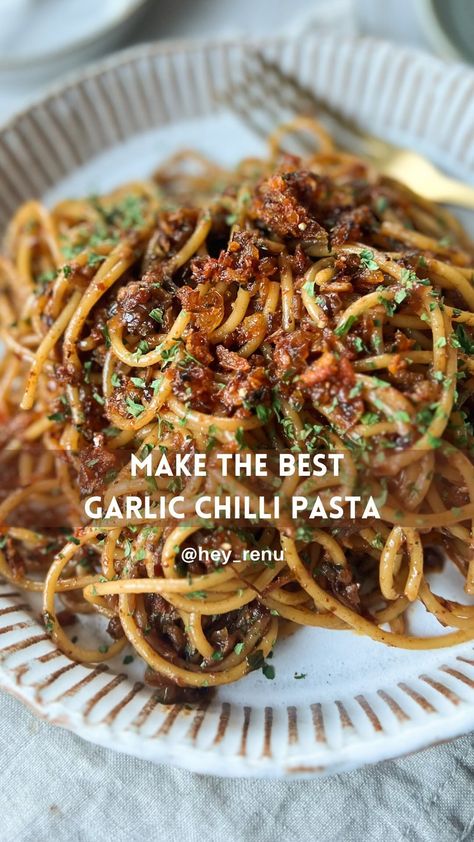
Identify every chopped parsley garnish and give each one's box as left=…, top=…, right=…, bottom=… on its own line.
left=168, top=477, right=183, bottom=493
left=334, top=315, right=358, bottom=337
left=87, top=252, right=105, bottom=267
left=83, top=360, right=92, bottom=383
left=361, top=412, right=380, bottom=425
left=125, top=396, right=145, bottom=417
left=235, top=427, right=245, bottom=449
left=371, top=376, right=390, bottom=389
left=359, top=249, right=378, bottom=271
left=295, top=526, right=313, bottom=542
left=103, top=426, right=120, bottom=438
left=43, top=611, right=55, bottom=633
left=400, top=268, right=418, bottom=286
left=247, top=649, right=276, bottom=679
left=134, top=339, right=150, bottom=360
left=349, top=382, right=363, bottom=399
left=262, top=663, right=275, bottom=680
left=393, top=410, right=411, bottom=423
left=149, top=307, right=164, bottom=325
left=439, top=235, right=452, bottom=247
left=454, top=324, right=474, bottom=355
left=160, top=342, right=181, bottom=367
left=37, top=269, right=57, bottom=286
left=394, top=288, right=408, bottom=304
left=131, top=376, right=146, bottom=388
left=352, top=336, right=367, bottom=353
left=255, top=404, right=271, bottom=422
left=206, top=424, right=218, bottom=451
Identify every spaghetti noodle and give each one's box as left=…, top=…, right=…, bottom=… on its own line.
left=0, top=120, right=473, bottom=701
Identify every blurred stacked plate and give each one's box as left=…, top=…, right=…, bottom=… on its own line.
left=0, top=0, right=151, bottom=83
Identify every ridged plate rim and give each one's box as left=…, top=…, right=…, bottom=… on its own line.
left=0, top=33, right=473, bottom=778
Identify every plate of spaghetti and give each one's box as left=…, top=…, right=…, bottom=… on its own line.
left=0, top=34, right=473, bottom=778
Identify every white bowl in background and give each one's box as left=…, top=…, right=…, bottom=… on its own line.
left=418, top=0, right=474, bottom=63
left=0, top=0, right=152, bottom=84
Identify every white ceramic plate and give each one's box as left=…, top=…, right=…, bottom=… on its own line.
left=0, top=0, right=151, bottom=83
left=1, top=34, right=474, bottom=778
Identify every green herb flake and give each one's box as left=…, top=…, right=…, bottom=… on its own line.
left=131, top=376, right=146, bottom=388
left=235, top=427, right=245, bottom=449
left=394, top=288, right=408, bottom=304
left=87, top=252, right=106, bottom=267
left=393, top=410, right=411, bottom=423
left=256, top=404, right=271, bottom=422
left=149, top=307, right=164, bottom=325
left=359, top=249, right=378, bottom=271
left=125, top=396, right=145, bottom=417
left=334, top=315, right=358, bottom=337
left=43, top=611, right=55, bottom=633
left=295, top=526, right=313, bottom=542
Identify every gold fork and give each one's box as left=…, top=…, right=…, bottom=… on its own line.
left=225, top=51, right=474, bottom=209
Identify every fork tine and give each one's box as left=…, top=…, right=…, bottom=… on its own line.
left=241, top=60, right=319, bottom=155
left=245, top=51, right=321, bottom=116
left=244, top=73, right=315, bottom=154
left=225, top=48, right=378, bottom=157
left=247, top=52, right=363, bottom=134
left=221, top=51, right=474, bottom=208
left=222, top=55, right=316, bottom=156
left=254, top=53, right=401, bottom=160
